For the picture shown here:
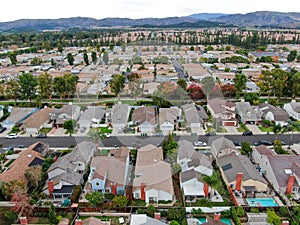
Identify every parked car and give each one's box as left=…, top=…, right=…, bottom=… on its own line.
left=254, top=140, right=272, bottom=146
left=242, top=131, right=253, bottom=136
left=0, top=127, right=7, bottom=133
left=194, top=141, right=207, bottom=147
left=233, top=141, right=241, bottom=146
left=6, top=133, right=18, bottom=139
left=205, top=132, right=216, bottom=137
left=36, top=133, right=47, bottom=138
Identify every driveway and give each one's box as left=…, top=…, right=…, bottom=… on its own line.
left=247, top=125, right=263, bottom=134
left=224, top=126, right=240, bottom=134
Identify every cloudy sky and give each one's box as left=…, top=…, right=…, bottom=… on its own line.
left=1, top=0, right=299, bottom=22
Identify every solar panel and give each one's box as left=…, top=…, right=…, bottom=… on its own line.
left=222, top=163, right=233, bottom=171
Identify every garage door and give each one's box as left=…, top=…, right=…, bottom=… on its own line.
left=223, top=121, right=235, bottom=126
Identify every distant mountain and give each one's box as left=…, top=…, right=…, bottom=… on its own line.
left=0, top=16, right=211, bottom=32
left=211, top=11, right=300, bottom=28
left=188, top=13, right=230, bottom=20
left=1, top=11, right=300, bottom=32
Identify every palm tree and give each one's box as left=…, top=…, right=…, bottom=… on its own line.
left=87, top=127, right=105, bottom=151
left=199, top=173, right=219, bottom=199
left=286, top=121, right=300, bottom=149
left=272, top=123, right=283, bottom=141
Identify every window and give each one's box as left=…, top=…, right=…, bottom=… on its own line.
left=292, top=187, right=298, bottom=192
left=134, top=193, right=140, bottom=198
left=96, top=182, right=100, bottom=186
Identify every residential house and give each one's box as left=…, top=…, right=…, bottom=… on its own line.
left=245, top=81, right=260, bottom=93
left=132, top=144, right=174, bottom=204
left=111, top=103, right=131, bottom=133
left=21, top=107, right=56, bottom=133
left=236, top=101, right=262, bottom=125
left=88, top=147, right=130, bottom=195
left=159, top=107, right=181, bottom=134
left=259, top=103, right=289, bottom=126
left=52, top=104, right=81, bottom=127
left=284, top=101, right=300, bottom=120
left=252, top=145, right=300, bottom=200
left=177, top=140, right=213, bottom=201
left=210, top=137, right=237, bottom=159
left=1, top=107, right=39, bottom=129
left=132, top=107, right=156, bottom=134
left=182, top=104, right=204, bottom=133
left=211, top=138, right=268, bottom=196
left=78, top=106, right=106, bottom=129
left=207, top=98, right=237, bottom=127
left=130, top=214, right=167, bottom=225
left=143, top=82, right=160, bottom=95
left=0, top=142, right=47, bottom=183
left=43, top=141, right=95, bottom=200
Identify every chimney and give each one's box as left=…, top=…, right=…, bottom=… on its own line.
left=282, top=221, right=289, bottom=225
left=154, top=212, right=161, bottom=220
left=20, top=217, right=28, bottom=225
left=48, top=181, right=54, bottom=198
left=203, top=182, right=209, bottom=198
left=286, top=175, right=296, bottom=194
left=214, top=213, right=221, bottom=221
left=75, top=219, right=83, bottom=225
left=140, top=183, right=146, bottom=201
left=111, top=183, right=117, bottom=195
left=235, top=172, right=243, bottom=191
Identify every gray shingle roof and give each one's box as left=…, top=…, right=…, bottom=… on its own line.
left=218, top=153, right=267, bottom=184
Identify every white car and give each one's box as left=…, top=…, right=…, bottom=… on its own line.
left=6, top=133, right=18, bottom=139
left=194, top=141, right=207, bottom=147
left=104, top=133, right=111, bottom=138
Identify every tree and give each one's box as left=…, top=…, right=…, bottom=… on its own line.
left=38, top=72, right=53, bottom=102
left=64, top=74, right=78, bottom=99
left=287, top=50, right=297, bottom=62
left=3, top=211, right=18, bottom=225
left=85, top=191, right=104, bottom=206
left=30, top=57, right=43, bottom=66
left=199, top=173, right=219, bottom=199
left=291, top=72, right=300, bottom=99
left=9, top=51, right=17, bottom=65
left=63, top=119, right=76, bottom=134
left=177, top=78, right=187, bottom=90
left=271, top=68, right=288, bottom=100
left=112, top=195, right=128, bottom=208
left=42, top=158, right=54, bottom=173
left=67, top=53, right=74, bottom=66
left=48, top=203, right=59, bottom=224
left=162, top=133, right=178, bottom=159
left=167, top=208, right=185, bottom=221
left=244, top=92, right=259, bottom=105
left=24, top=166, right=42, bottom=190
left=233, top=73, right=247, bottom=99
left=169, top=221, right=180, bottom=225
left=200, top=76, right=215, bottom=101
left=53, top=76, right=66, bottom=102
left=83, top=52, right=89, bottom=65
left=11, top=192, right=33, bottom=218
left=102, top=51, right=109, bottom=65
left=272, top=123, right=282, bottom=140
left=267, top=209, right=281, bottom=225
left=146, top=205, right=156, bottom=217
left=17, top=73, right=38, bottom=102
left=57, top=42, right=63, bottom=53
left=187, top=83, right=204, bottom=100
left=6, top=78, right=20, bottom=103
left=110, top=74, right=125, bottom=100
left=241, top=142, right=252, bottom=155
left=87, top=127, right=105, bottom=150
left=0, top=180, right=27, bottom=201
left=91, top=51, right=97, bottom=64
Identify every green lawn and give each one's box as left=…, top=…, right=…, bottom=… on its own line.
left=258, top=126, right=273, bottom=132
left=100, top=127, right=112, bottom=133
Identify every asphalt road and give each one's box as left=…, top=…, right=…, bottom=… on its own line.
left=1, top=133, right=300, bottom=149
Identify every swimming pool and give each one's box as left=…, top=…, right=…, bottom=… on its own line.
left=246, top=198, right=278, bottom=207
left=198, top=217, right=232, bottom=225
